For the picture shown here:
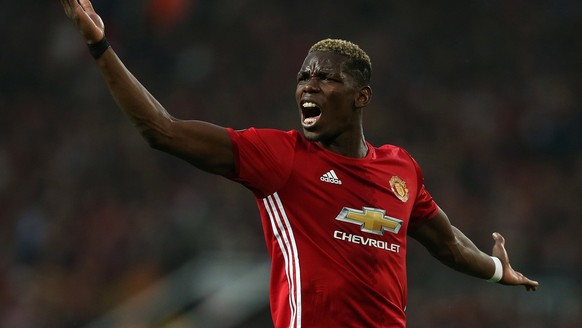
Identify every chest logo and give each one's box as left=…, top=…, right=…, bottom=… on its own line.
left=320, top=169, right=342, bottom=185
left=389, top=176, right=409, bottom=203
left=336, top=207, right=403, bottom=235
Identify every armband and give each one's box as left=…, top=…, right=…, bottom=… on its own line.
left=487, top=256, right=503, bottom=283
left=88, top=37, right=111, bottom=59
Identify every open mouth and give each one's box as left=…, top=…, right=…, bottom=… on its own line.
left=301, top=101, right=322, bottom=127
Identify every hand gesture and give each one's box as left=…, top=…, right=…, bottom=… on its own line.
left=60, top=0, right=105, bottom=43
left=492, top=232, right=539, bottom=291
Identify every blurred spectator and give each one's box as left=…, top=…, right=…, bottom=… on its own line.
left=0, top=1, right=580, bottom=327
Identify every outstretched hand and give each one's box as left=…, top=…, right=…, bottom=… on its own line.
left=60, top=0, right=105, bottom=43
left=491, top=232, right=539, bottom=291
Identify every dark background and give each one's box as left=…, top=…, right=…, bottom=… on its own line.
left=0, top=1, right=580, bottom=327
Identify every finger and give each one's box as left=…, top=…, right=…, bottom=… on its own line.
left=492, top=232, right=505, bottom=245
left=491, top=232, right=510, bottom=265
left=516, top=271, right=539, bottom=291
left=60, top=0, right=77, bottom=17
left=60, top=0, right=75, bottom=7
left=78, top=0, right=95, bottom=13
left=525, top=280, right=539, bottom=291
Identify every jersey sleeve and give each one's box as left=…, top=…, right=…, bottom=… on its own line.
left=225, top=127, right=296, bottom=196
left=409, top=155, right=439, bottom=223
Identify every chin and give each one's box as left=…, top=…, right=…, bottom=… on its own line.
left=302, top=129, right=319, bottom=142
left=304, top=135, right=319, bottom=142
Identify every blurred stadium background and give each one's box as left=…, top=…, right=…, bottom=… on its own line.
left=1, top=1, right=580, bottom=327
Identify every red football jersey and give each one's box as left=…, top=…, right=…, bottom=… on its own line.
left=225, top=128, right=439, bottom=328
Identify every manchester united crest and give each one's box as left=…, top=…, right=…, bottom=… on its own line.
left=389, top=176, right=409, bottom=203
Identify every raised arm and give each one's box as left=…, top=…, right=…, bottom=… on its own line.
left=408, top=208, right=539, bottom=291
left=60, top=0, right=234, bottom=175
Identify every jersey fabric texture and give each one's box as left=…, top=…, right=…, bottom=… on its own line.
left=225, top=127, right=439, bottom=328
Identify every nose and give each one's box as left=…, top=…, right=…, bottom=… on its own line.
left=302, top=76, right=321, bottom=93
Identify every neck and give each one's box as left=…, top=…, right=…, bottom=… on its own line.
left=318, top=135, right=368, bottom=158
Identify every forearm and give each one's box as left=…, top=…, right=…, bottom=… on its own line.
left=411, top=209, right=537, bottom=289
left=410, top=209, right=498, bottom=280
left=439, top=226, right=497, bottom=280
left=61, top=0, right=234, bottom=176
left=96, top=47, right=174, bottom=147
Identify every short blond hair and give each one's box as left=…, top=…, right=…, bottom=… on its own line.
left=309, top=39, right=372, bottom=85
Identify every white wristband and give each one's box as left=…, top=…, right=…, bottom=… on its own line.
left=488, top=256, right=503, bottom=283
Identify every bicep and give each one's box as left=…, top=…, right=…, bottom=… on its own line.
left=151, top=119, right=234, bottom=176
left=408, top=207, right=456, bottom=257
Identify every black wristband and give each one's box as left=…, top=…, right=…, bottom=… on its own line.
left=88, top=37, right=111, bottom=59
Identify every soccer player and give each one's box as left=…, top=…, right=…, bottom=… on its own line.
left=60, top=1, right=539, bottom=327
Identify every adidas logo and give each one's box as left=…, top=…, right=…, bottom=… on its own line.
left=320, top=169, right=342, bottom=185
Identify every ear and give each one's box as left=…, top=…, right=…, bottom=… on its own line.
left=355, top=85, right=372, bottom=108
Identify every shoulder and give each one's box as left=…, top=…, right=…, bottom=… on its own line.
left=227, top=127, right=300, bottom=144
left=373, top=143, right=426, bottom=182
left=228, top=127, right=298, bottom=139
left=227, top=128, right=303, bottom=158
left=225, top=128, right=301, bottom=194
left=375, top=143, right=415, bottom=161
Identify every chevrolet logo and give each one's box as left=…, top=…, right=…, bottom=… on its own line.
left=336, top=207, right=403, bottom=235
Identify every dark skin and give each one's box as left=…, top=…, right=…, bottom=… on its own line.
left=296, top=51, right=371, bottom=158
left=60, top=0, right=539, bottom=291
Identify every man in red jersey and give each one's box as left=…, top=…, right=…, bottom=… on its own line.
left=60, top=1, right=539, bottom=327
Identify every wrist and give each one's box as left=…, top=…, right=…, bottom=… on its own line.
left=487, top=256, right=503, bottom=283
left=88, top=37, right=110, bottom=59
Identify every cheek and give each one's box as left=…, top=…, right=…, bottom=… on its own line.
left=295, top=86, right=303, bottom=100
left=328, top=90, right=354, bottom=110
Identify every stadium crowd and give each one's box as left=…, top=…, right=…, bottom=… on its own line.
left=0, top=1, right=580, bottom=327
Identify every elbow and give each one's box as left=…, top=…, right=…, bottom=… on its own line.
left=139, top=125, right=172, bottom=151
left=131, top=115, right=177, bottom=151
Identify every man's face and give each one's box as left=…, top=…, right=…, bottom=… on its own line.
left=295, top=51, right=367, bottom=144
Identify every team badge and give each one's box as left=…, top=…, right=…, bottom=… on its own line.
left=389, top=176, right=409, bottom=203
